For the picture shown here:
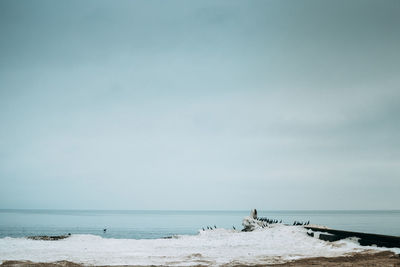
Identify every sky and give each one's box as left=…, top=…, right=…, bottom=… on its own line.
left=0, top=0, right=399, bottom=210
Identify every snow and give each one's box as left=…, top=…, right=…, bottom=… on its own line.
left=0, top=225, right=398, bottom=266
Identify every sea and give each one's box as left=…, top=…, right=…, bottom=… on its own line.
left=0, top=209, right=399, bottom=239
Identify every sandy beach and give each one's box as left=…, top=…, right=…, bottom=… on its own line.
left=1, top=251, right=399, bottom=267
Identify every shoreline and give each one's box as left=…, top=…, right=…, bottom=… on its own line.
left=1, top=251, right=399, bottom=267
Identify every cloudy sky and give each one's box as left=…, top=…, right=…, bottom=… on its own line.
left=0, top=0, right=399, bottom=210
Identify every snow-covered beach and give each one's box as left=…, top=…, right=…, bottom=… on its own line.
left=1, top=225, right=399, bottom=266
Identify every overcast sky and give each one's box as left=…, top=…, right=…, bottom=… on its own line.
left=0, top=0, right=399, bottom=210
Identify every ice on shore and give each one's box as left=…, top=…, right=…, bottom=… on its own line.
left=0, top=225, right=398, bottom=266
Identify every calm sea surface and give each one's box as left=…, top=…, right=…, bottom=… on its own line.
left=0, top=210, right=399, bottom=239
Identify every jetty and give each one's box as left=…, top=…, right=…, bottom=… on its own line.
left=241, top=209, right=400, bottom=249
left=305, top=226, right=400, bottom=248
left=27, top=234, right=71, bottom=241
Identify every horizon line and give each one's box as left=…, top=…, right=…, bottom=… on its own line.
left=1, top=208, right=399, bottom=212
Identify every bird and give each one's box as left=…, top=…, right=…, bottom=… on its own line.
left=232, top=226, right=236, bottom=230
left=214, top=225, right=217, bottom=229
left=202, top=227, right=205, bottom=231
left=103, top=228, right=107, bottom=233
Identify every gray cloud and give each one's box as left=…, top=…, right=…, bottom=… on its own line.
left=0, top=0, right=399, bottom=210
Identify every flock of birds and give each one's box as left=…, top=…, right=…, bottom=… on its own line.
left=202, top=225, right=221, bottom=231
left=255, top=217, right=283, bottom=228
left=104, top=219, right=312, bottom=233
left=201, top=218, right=311, bottom=231
left=256, top=217, right=311, bottom=227
left=293, top=220, right=310, bottom=226
left=257, top=217, right=311, bottom=226
left=257, top=217, right=282, bottom=224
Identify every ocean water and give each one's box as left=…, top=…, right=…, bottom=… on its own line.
left=0, top=209, right=399, bottom=239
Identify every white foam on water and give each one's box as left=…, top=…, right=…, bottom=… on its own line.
left=0, top=225, right=398, bottom=266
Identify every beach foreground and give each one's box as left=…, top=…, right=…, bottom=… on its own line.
left=1, top=251, right=399, bottom=267
left=1, top=226, right=399, bottom=266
